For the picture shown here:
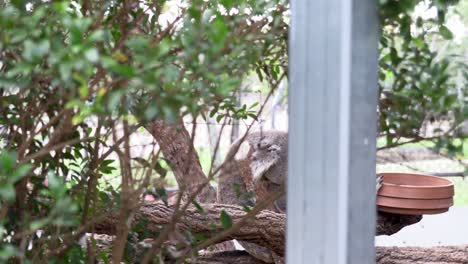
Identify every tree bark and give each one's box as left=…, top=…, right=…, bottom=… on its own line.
left=146, top=119, right=216, bottom=203
left=376, top=212, right=422, bottom=236
left=95, top=201, right=423, bottom=258
left=86, top=235, right=468, bottom=264
left=146, top=119, right=234, bottom=251
left=194, top=247, right=468, bottom=264
left=376, top=245, right=468, bottom=264
left=195, top=246, right=468, bottom=264
left=96, top=202, right=285, bottom=255
left=192, top=251, right=266, bottom=264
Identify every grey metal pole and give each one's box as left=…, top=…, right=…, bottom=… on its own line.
left=287, top=0, right=379, bottom=263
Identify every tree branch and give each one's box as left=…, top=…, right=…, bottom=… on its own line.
left=95, top=201, right=422, bottom=258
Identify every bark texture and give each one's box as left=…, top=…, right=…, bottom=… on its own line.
left=376, top=211, right=423, bottom=236
left=146, top=120, right=216, bottom=203
left=192, top=251, right=266, bottom=264
left=96, top=202, right=285, bottom=255
left=96, top=200, right=425, bottom=258
left=197, top=247, right=468, bottom=264
left=87, top=235, right=468, bottom=264
left=376, top=245, right=468, bottom=264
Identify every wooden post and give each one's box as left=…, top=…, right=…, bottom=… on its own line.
left=287, top=0, right=379, bottom=263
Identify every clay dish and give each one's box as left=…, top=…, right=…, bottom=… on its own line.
left=377, top=172, right=454, bottom=215
left=377, top=196, right=453, bottom=209
left=378, top=206, right=448, bottom=215
left=378, top=172, right=454, bottom=199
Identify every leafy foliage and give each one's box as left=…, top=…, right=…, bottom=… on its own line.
left=0, top=0, right=287, bottom=262
left=378, top=0, right=467, bottom=153
left=0, top=0, right=466, bottom=262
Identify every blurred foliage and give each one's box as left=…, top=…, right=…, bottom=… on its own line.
left=0, top=0, right=466, bottom=262
left=378, top=0, right=467, bottom=154
left=0, top=0, right=287, bottom=262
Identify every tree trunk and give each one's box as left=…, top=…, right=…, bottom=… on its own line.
left=146, top=119, right=234, bottom=251
left=146, top=119, right=216, bottom=203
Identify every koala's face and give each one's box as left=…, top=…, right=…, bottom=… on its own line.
left=249, top=132, right=286, bottom=156
left=250, top=135, right=278, bottom=160
left=247, top=131, right=287, bottom=184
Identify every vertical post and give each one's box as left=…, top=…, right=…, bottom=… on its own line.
left=287, top=0, right=379, bottom=263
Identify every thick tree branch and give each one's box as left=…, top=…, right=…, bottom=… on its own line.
left=195, top=246, right=468, bottom=264
left=88, top=235, right=468, bottom=264
left=376, top=245, right=468, bottom=263
left=95, top=201, right=422, bottom=257
left=96, top=202, right=284, bottom=255
left=376, top=212, right=422, bottom=236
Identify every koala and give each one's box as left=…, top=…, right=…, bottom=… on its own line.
left=219, top=130, right=287, bottom=264
left=246, top=131, right=382, bottom=207
left=247, top=130, right=288, bottom=213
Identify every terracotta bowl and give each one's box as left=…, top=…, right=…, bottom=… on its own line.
left=377, top=172, right=454, bottom=215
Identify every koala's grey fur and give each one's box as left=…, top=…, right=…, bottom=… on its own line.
left=247, top=130, right=288, bottom=213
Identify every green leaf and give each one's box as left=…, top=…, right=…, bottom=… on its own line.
left=30, top=218, right=50, bottom=230
left=439, top=26, right=453, bottom=40
left=220, top=210, right=233, bottom=229
left=193, top=233, right=207, bottom=242
left=188, top=6, right=202, bottom=21
left=0, top=185, right=15, bottom=201
left=192, top=200, right=205, bottom=213
left=98, top=251, right=110, bottom=264
left=249, top=102, right=260, bottom=110
left=101, top=160, right=115, bottom=167
left=0, top=244, right=20, bottom=260
left=242, top=204, right=252, bottom=213
left=390, top=48, right=400, bottom=65
left=23, top=39, right=50, bottom=61
left=210, top=16, right=228, bottom=49
left=79, top=85, right=89, bottom=99
left=11, top=164, right=32, bottom=182
left=84, top=48, right=99, bottom=63
left=47, top=172, right=67, bottom=198
left=0, top=151, right=17, bottom=173
left=221, top=0, right=234, bottom=8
